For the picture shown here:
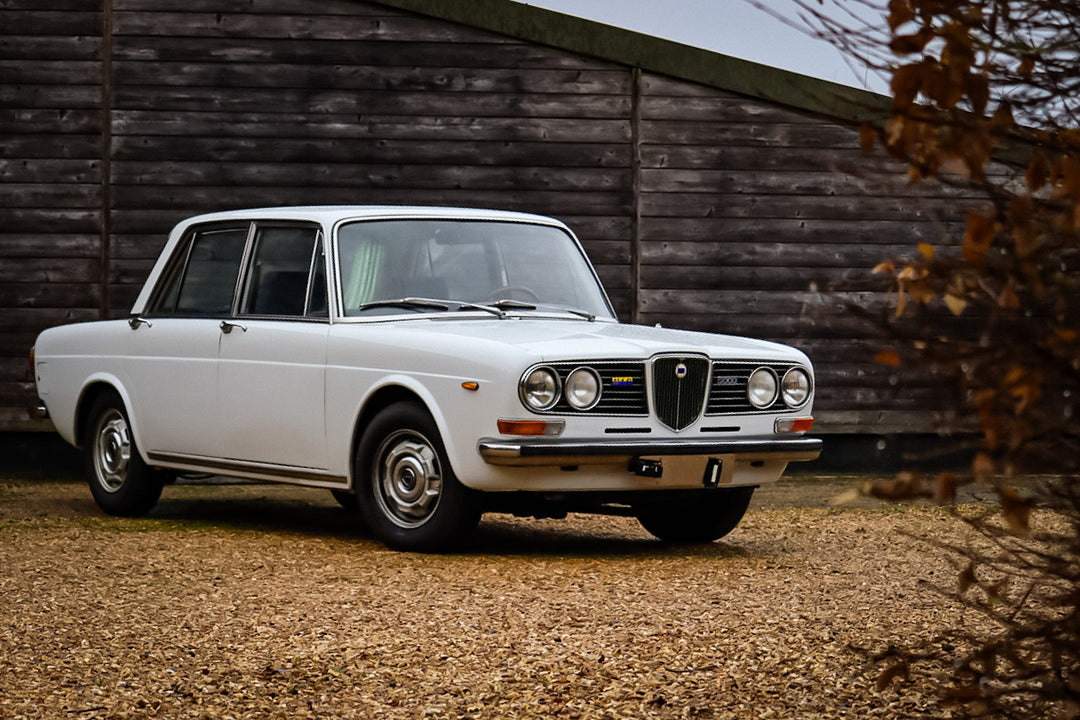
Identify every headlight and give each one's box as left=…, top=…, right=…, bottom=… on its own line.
left=781, top=368, right=812, bottom=408
left=520, top=366, right=560, bottom=411
left=564, top=368, right=601, bottom=410
left=747, top=368, right=778, bottom=409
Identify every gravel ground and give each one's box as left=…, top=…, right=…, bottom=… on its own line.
left=0, top=474, right=1004, bottom=719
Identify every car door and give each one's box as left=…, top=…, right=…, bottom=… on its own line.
left=217, top=223, right=330, bottom=471
left=125, top=223, right=250, bottom=459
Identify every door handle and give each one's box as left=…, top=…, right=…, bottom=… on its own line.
left=219, top=320, right=247, bottom=334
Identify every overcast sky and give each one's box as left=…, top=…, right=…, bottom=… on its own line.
left=510, top=0, right=889, bottom=93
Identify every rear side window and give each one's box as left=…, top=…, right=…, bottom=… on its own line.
left=150, top=221, right=327, bottom=319
left=152, top=226, right=249, bottom=316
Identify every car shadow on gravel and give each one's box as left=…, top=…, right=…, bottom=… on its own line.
left=141, top=490, right=761, bottom=559
left=3, top=478, right=778, bottom=559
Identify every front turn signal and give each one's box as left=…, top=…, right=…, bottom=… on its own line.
left=497, top=419, right=565, bottom=436
left=775, top=417, right=814, bottom=434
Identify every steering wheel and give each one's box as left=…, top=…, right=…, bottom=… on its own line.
left=482, top=285, right=541, bottom=302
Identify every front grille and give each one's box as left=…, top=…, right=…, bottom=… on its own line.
left=548, top=361, right=647, bottom=415
left=651, top=356, right=710, bottom=431
left=707, top=360, right=801, bottom=414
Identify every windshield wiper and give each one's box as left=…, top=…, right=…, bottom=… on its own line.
left=487, top=299, right=537, bottom=311
left=561, top=307, right=596, bottom=322
left=455, top=302, right=506, bottom=319
left=355, top=297, right=450, bottom=313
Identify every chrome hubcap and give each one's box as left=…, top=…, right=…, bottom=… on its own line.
left=375, top=431, right=442, bottom=528
left=94, top=410, right=130, bottom=493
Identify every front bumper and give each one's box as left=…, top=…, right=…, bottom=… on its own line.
left=477, top=436, right=822, bottom=467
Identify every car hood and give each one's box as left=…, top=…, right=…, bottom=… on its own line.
left=343, top=316, right=810, bottom=364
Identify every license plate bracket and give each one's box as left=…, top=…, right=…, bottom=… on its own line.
left=703, top=457, right=723, bottom=487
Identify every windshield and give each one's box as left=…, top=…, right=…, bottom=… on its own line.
left=335, top=219, right=615, bottom=319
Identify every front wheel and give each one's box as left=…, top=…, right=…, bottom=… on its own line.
left=635, top=487, right=755, bottom=543
left=355, top=402, right=480, bottom=552
left=83, top=391, right=164, bottom=517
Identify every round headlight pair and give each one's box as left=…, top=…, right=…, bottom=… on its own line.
left=520, top=366, right=601, bottom=411
left=747, top=367, right=812, bottom=409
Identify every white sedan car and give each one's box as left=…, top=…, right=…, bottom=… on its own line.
left=32, top=206, right=821, bottom=551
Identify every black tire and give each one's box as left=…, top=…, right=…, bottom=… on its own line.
left=82, top=391, right=164, bottom=517
left=635, top=486, right=755, bottom=543
left=355, top=402, right=481, bottom=552
left=331, top=489, right=359, bottom=511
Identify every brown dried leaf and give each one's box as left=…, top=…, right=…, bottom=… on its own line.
left=887, top=0, right=914, bottom=30
left=1025, top=152, right=1049, bottom=191
left=944, top=293, right=967, bottom=316
left=875, top=350, right=901, bottom=367
left=999, top=486, right=1032, bottom=537
left=867, top=471, right=929, bottom=500
left=962, top=211, right=995, bottom=265
left=973, top=452, right=994, bottom=482
left=860, top=122, right=877, bottom=155
left=933, top=472, right=957, bottom=505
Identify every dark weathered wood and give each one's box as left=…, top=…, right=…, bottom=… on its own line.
left=0, top=60, right=101, bottom=85
left=0, top=234, right=102, bottom=258
left=0, top=282, right=101, bottom=309
left=111, top=87, right=633, bottom=117
left=110, top=111, right=630, bottom=143
left=110, top=37, right=605, bottom=70
left=639, top=241, right=938, bottom=267
left=112, top=61, right=630, bottom=94
left=0, top=0, right=980, bottom=434
left=0, top=11, right=101, bottom=36
left=640, top=192, right=985, bottom=222
left=0, top=258, right=101, bottom=284
left=111, top=11, right=513, bottom=43
left=108, top=164, right=629, bottom=192
left=0, top=85, right=101, bottom=109
left=0, top=159, right=101, bottom=183
left=640, top=168, right=974, bottom=197
left=1, top=184, right=101, bottom=209
left=110, top=137, right=631, bottom=167
left=640, top=217, right=964, bottom=245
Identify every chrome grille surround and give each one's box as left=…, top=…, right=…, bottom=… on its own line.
left=651, top=355, right=710, bottom=431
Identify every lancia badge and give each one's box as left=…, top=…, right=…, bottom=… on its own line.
left=675, top=362, right=688, bottom=379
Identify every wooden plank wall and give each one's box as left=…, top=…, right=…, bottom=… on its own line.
left=0, top=0, right=104, bottom=429
left=106, top=0, right=635, bottom=315
left=635, top=76, right=978, bottom=432
left=1, top=0, right=973, bottom=435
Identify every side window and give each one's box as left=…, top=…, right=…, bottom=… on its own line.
left=152, top=225, right=249, bottom=316
left=238, top=224, right=325, bottom=318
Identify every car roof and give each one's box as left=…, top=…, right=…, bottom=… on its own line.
left=175, top=205, right=567, bottom=228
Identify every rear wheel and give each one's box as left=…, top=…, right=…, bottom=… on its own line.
left=355, top=402, right=480, bottom=552
left=635, top=487, right=755, bottom=543
left=83, top=392, right=164, bottom=517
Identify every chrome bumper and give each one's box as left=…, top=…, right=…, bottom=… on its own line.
left=478, top=436, right=822, bottom=467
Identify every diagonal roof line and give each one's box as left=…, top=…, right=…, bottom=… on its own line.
left=373, top=0, right=891, bottom=125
